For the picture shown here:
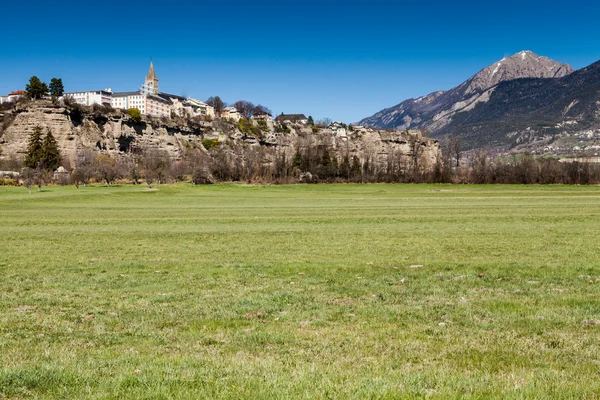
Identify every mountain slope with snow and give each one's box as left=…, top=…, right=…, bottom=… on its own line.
left=359, top=51, right=574, bottom=134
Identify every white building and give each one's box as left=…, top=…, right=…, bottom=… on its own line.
left=0, top=90, right=26, bottom=104
left=220, top=107, right=241, bottom=121
left=252, top=113, right=273, bottom=122
left=111, top=91, right=147, bottom=114
left=64, top=89, right=113, bottom=107
left=181, top=98, right=215, bottom=118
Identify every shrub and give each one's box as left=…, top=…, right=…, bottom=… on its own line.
left=257, top=120, right=268, bottom=130
left=236, top=118, right=261, bottom=137
left=128, top=108, right=142, bottom=124
left=275, top=123, right=290, bottom=134
left=202, top=139, right=220, bottom=151
left=0, top=177, right=17, bottom=186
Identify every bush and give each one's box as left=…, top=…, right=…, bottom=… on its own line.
left=92, top=103, right=114, bottom=116
left=202, top=139, right=220, bottom=151
left=128, top=108, right=142, bottom=124
left=0, top=177, right=17, bottom=186
left=257, top=120, right=268, bottom=130
left=275, top=123, right=290, bottom=134
left=236, top=118, right=261, bottom=137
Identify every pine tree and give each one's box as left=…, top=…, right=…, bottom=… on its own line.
left=49, top=78, right=64, bottom=99
left=42, top=129, right=61, bottom=171
left=24, top=126, right=44, bottom=168
left=25, top=76, right=49, bottom=99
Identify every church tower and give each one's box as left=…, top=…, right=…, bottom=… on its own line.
left=144, top=61, right=159, bottom=94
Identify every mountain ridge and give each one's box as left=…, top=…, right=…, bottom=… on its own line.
left=359, top=51, right=575, bottom=135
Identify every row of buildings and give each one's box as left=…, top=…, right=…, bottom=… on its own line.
left=2, top=64, right=314, bottom=126
left=63, top=62, right=219, bottom=120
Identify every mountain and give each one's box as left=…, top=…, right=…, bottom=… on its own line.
left=439, top=59, right=600, bottom=148
left=359, top=51, right=575, bottom=136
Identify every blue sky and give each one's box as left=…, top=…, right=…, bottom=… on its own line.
left=1, top=0, right=599, bottom=122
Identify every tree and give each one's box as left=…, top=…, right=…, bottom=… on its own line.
left=206, top=96, right=225, bottom=116
left=316, top=118, right=332, bottom=127
left=41, top=129, right=61, bottom=171
left=252, top=104, right=272, bottom=117
left=140, top=149, right=171, bottom=186
left=24, top=127, right=44, bottom=168
left=233, top=100, right=255, bottom=119
left=25, top=76, right=49, bottom=100
left=471, top=150, right=491, bottom=184
left=94, top=154, right=119, bottom=186
left=128, top=108, right=142, bottom=124
left=21, top=168, right=35, bottom=194
left=307, top=116, right=315, bottom=126
left=73, top=149, right=97, bottom=187
left=49, top=78, right=64, bottom=99
left=449, top=136, right=462, bottom=168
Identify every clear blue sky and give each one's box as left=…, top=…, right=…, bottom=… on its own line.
left=1, top=0, right=599, bottom=122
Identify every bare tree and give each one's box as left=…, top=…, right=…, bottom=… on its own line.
left=471, top=150, right=491, bottom=184
left=252, top=104, right=272, bottom=117
left=139, top=149, right=172, bottom=187
left=233, top=100, right=255, bottom=119
left=206, top=96, right=225, bottom=116
left=94, top=154, right=119, bottom=186
left=21, top=167, right=35, bottom=194
left=449, top=136, right=463, bottom=168
left=73, top=149, right=97, bottom=186
left=185, top=149, right=214, bottom=184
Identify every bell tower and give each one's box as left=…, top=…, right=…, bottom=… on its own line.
left=144, top=61, right=159, bottom=95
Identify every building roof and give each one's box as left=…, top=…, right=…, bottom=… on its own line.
left=275, top=113, right=307, bottom=122
left=8, top=90, right=26, bottom=96
left=65, top=90, right=113, bottom=95
left=186, top=98, right=210, bottom=107
left=147, top=93, right=172, bottom=104
left=157, top=92, right=186, bottom=102
left=112, top=91, right=142, bottom=97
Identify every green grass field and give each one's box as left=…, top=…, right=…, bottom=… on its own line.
left=1, top=183, right=600, bottom=399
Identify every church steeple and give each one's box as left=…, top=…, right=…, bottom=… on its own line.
left=145, top=61, right=159, bottom=94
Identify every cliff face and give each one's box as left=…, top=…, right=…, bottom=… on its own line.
left=0, top=103, right=195, bottom=162
left=0, top=102, right=441, bottom=177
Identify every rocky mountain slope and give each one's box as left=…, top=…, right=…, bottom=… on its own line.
left=0, top=102, right=441, bottom=179
left=359, top=51, right=575, bottom=136
left=439, top=59, right=600, bottom=148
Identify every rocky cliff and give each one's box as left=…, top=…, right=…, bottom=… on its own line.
left=0, top=102, right=441, bottom=180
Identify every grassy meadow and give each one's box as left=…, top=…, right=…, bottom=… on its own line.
left=1, top=183, right=600, bottom=399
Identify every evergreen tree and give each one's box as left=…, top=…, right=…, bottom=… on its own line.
left=49, top=78, right=64, bottom=99
left=25, top=76, right=49, bottom=99
left=307, top=116, right=314, bottom=126
left=24, top=126, right=44, bottom=168
left=42, top=129, right=61, bottom=171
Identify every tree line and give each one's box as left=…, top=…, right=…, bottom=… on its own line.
left=25, top=76, right=64, bottom=100
left=205, top=96, right=272, bottom=119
